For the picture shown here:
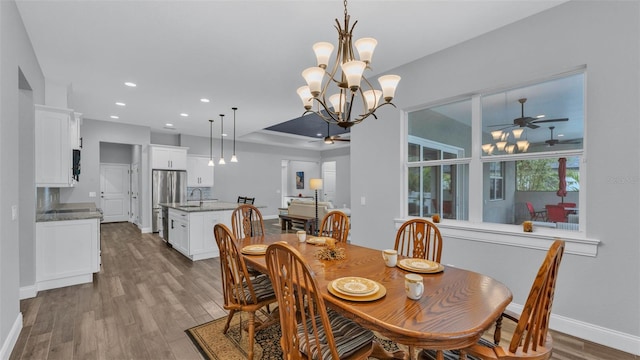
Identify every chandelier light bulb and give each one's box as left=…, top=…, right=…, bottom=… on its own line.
left=354, top=37, right=377, bottom=64
left=297, top=86, right=313, bottom=110
left=341, top=60, right=366, bottom=91
left=363, top=89, right=382, bottom=110
left=482, top=143, right=495, bottom=154
left=302, top=67, right=325, bottom=96
left=512, top=128, right=524, bottom=139
left=329, top=93, right=346, bottom=114
left=496, top=141, right=507, bottom=151
left=490, top=130, right=503, bottom=140
left=313, top=42, right=334, bottom=68
left=378, top=74, right=401, bottom=102
left=517, top=140, right=530, bottom=152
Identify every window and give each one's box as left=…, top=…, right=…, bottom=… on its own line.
left=489, top=162, right=504, bottom=200
left=406, top=71, right=584, bottom=232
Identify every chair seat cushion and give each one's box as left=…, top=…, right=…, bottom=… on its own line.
left=420, top=337, right=495, bottom=360
left=297, top=309, right=374, bottom=360
left=240, top=274, right=275, bottom=302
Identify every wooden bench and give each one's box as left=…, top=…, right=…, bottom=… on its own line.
left=279, top=214, right=315, bottom=234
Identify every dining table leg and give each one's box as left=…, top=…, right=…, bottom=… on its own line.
left=370, top=340, right=407, bottom=359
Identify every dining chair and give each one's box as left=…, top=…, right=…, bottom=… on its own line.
left=545, top=204, right=567, bottom=223
left=526, top=202, right=547, bottom=221
left=213, top=223, right=277, bottom=360
left=421, top=239, right=565, bottom=360
left=231, top=204, right=265, bottom=239
left=394, top=218, right=443, bottom=263
left=265, top=242, right=375, bottom=360
left=319, top=210, right=350, bottom=243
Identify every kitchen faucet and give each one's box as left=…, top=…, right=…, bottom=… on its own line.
left=190, top=188, right=203, bottom=206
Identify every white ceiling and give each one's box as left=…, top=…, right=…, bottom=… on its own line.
left=16, top=0, right=567, bottom=148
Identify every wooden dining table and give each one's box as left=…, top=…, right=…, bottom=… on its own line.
left=238, top=233, right=512, bottom=359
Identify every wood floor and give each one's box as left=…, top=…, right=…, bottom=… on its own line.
left=10, top=220, right=637, bottom=360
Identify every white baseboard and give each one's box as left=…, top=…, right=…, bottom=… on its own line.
left=140, top=226, right=152, bottom=233
left=507, top=303, right=640, bottom=355
left=19, top=285, right=37, bottom=300
left=263, top=214, right=278, bottom=220
left=0, top=312, right=22, bottom=360
left=36, top=274, right=92, bottom=292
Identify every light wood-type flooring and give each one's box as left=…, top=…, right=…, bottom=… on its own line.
left=10, top=220, right=637, bottom=360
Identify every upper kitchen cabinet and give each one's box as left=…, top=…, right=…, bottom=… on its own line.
left=150, top=145, right=188, bottom=170
left=35, top=105, right=77, bottom=187
left=70, top=112, right=83, bottom=150
left=187, top=155, right=214, bottom=187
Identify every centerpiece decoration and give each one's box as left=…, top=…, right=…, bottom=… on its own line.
left=315, top=237, right=346, bottom=260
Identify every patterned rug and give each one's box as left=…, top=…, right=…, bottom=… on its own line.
left=186, top=313, right=405, bottom=360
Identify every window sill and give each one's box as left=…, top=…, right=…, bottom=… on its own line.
left=394, top=218, right=600, bottom=257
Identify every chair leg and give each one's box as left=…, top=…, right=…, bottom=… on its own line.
left=247, top=312, right=256, bottom=360
left=223, top=309, right=237, bottom=334
left=494, top=316, right=502, bottom=345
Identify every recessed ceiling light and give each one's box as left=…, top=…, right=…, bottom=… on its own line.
left=317, top=133, right=323, bottom=137
left=558, top=134, right=564, bottom=137
left=536, top=114, right=545, bottom=118
left=200, top=98, right=210, bottom=103
left=180, top=113, right=189, bottom=117
left=222, top=133, right=228, bottom=137
left=115, top=102, right=126, bottom=106
left=166, top=123, right=174, bottom=127
left=124, top=82, right=137, bottom=87
left=110, top=115, right=119, bottom=119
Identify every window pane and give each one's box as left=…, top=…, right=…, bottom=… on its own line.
left=481, top=73, right=584, bottom=157
left=408, top=143, right=420, bottom=162
left=409, top=99, right=472, bottom=158
left=407, top=164, right=468, bottom=220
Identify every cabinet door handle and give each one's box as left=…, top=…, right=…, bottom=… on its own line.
left=171, top=219, right=174, bottom=229
left=181, top=224, right=186, bottom=228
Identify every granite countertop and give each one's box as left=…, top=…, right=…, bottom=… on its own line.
left=159, top=201, right=264, bottom=212
left=36, top=202, right=103, bottom=222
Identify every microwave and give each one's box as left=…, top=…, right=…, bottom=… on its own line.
left=72, top=149, right=81, bottom=181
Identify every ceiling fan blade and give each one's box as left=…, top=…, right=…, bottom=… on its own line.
left=332, top=138, right=350, bottom=142
left=526, top=123, right=540, bottom=129
left=488, top=123, right=514, bottom=128
left=531, top=117, right=569, bottom=124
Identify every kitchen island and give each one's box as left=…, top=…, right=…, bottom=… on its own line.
left=35, top=202, right=102, bottom=292
left=159, top=201, right=260, bottom=261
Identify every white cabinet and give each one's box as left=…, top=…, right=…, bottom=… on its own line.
left=151, top=145, right=188, bottom=170
left=70, top=112, right=82, bottom=150
left=36, top=219, right=100, bottom=291
left=187, top=156, right=214, bottom=187
left=168, top=208, right=229, bottom=260
left=35, top=105, right=75, bottom=187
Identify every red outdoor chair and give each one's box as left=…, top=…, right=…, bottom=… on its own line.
left=545, top=204, right=568, bottom=223
left=526, top=202, right=547, bottom=221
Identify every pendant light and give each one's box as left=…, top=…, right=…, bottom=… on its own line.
left=218, top=114, right=226, bottom=165
left=207, top=119, right=214, bottom=166
left=230, top=107, right=238, bottom=162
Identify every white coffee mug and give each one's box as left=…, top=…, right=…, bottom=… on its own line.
left=296, top=230, right=307, bottom=243
left=405, top=274, right=424, bottom=300
left=382, top=249, right=398, bottom=267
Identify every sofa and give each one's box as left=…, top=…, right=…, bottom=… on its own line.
left=283, top=199, right=351, bottom=233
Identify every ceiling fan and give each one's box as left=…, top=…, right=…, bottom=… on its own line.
left=545, top=126, right=581, bottom=146
left=491, top=98, right=569, bottom=129
left=321, top=123, right=350, bottom=144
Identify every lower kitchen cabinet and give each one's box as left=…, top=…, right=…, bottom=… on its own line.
left=168, top=209, right=231, bottom=260
left=36, top=218, right=100, bottom=291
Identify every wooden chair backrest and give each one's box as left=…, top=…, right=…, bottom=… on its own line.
left=509, top=239, right=565, bottom=355
left=231, top=204, right=265, bottom=239
left=394, top=218, right=443, bottom=263
left=213, top=224, right=260, bottom=308
left=265, top=242, right=340, bottom=360
left=545, top=205, right=567, bottom=223
left=319, top=210, right=350, bottom=243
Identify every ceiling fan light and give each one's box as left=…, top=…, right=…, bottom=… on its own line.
left=302, top=67, right=325, bottom=96
left=363, top=89, right=382, bottom=110
left=490, top=130, right=503, bottom=140
left=512, top=128, right=524, bottom=139
left=378, top=74, right=400, bottom=102
left=297, top=86, right=313, bottom=110
left=341, top=60, right=366, bottom=90
left=355, top=37, right=377, bottom=64
left=313, top=42, right=334, bottom=68
left=329, top=93, right=346, bottom=114
left=324, top=137, right=334, bottom=144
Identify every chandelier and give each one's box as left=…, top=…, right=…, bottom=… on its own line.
left=297, top=0, right=401, bottom=129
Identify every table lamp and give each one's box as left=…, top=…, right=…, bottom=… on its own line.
left=309, top=178, right=323, bottom=235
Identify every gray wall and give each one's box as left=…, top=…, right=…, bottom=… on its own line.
left=0, top=0, right=45, bottom=354
left=100, top=142, right=133, bottom=164
left=321, top=146, right=351, bottom=208
left=351, top=0, right=639, bottom=347
left=287, top=160, right=320, bottom=197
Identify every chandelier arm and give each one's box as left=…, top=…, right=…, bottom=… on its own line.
left=311, top=98, right=342, bottom=124
left=345, top=91, right=356, bottom=125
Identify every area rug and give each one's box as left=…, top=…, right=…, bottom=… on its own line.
left=186, top=313, right=405, bottom=360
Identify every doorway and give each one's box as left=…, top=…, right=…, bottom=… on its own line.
left=322, top=161, right=336, bottom=204
left=100, top=163, right=130, bottom=222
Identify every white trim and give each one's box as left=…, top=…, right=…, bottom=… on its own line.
left=19, top=285, right=37, bottom=300
left=140, top=226, right=152, bottom=233
left=507, top=303, right=640, bottom=356
left=0, top=313, right=22, bottom=360
left=36, top=274, right=93, bottom=292
left=393, top=218, right=599, bottom=257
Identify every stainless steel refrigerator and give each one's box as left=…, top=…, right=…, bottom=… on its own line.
left=152, top=169, right=187, bottom=232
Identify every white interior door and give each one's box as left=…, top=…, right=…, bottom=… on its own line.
left=100, top=163, right=130, bottom=223
left=322, top=161, right=336, bottom=204
left=130, top=163, right=140, bottom=225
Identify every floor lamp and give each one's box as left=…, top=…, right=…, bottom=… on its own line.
left=309, top=178, right=323, bottom=235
